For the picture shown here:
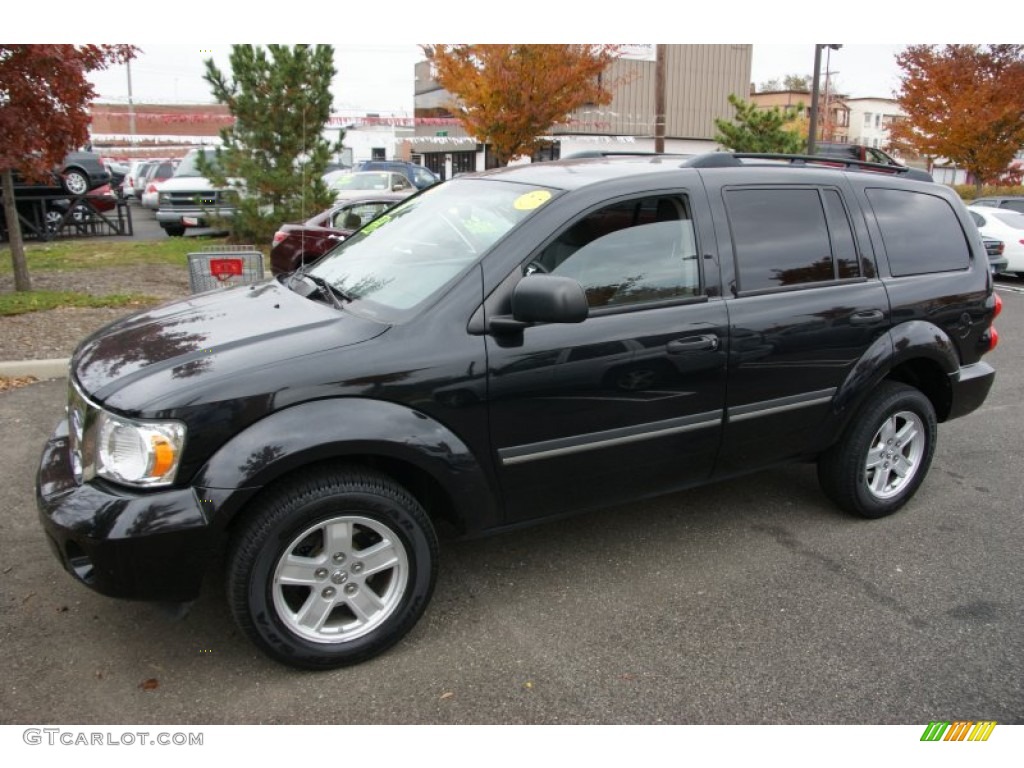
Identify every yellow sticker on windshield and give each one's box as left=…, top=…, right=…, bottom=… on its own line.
left=513, top=190, right=552, bottom=211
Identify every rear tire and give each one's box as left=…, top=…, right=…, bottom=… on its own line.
left=228, top=467, right=439, bottom=669
left=818, top=381, right=937, bottom=518
left=162, top=225, right=186, bottom=237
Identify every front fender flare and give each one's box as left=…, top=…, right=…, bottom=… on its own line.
left=191, top=398, right=499, bottom=534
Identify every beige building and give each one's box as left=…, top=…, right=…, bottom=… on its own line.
left=410, top=45, right=753, bottom=179
left=749, top=88, right=851, bottom=145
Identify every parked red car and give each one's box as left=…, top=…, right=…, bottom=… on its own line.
left=270, top=193, right=407, bottom=274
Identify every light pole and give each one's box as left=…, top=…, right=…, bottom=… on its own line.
left=808, top=44, right=841, bottom=154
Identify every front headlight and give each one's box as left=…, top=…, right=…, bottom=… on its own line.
left=158, top=192, right=170, bottom=205
left=68, top=381, right=186, bottom=488
left=95, top=412, right=186, bottom=487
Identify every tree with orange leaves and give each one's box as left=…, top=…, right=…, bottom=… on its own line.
left=889, top=44, right=1024, bottom=192
left=1, top=44, right=136, bottom=291
left=422, top=44, right=621, bottom=166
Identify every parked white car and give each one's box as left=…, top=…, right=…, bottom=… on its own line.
left=329, top=171, right=415, bottom=202
left=967, top=205, right=1024, bottom=275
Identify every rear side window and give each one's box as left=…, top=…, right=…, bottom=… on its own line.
left=866, top=189, right=969, bottom=276
left=1002, top=200, right=1024, bottom=214
left=726, top=187, right=861, bottom=292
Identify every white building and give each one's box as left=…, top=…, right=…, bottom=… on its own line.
left=844, top=97, right=905, bottom=150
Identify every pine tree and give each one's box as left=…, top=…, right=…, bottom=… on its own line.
left=714, top=94, right=806, bottom=154
left=200, top=45, right=341, bottom=245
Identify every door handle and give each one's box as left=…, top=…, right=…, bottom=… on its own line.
left=667, top=335, right=719, bottom=354
left=850, top=310, right=885, bottom=326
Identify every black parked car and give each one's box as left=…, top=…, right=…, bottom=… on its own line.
left=971, top=195, right=1024, bottom=214
left=37, top=152, right=999, bottom=669
left=351, top=159, right=439, bottom=189
left=982, top=237, right=1009, bottom=275
left=8, top=151, right=111, bottom=197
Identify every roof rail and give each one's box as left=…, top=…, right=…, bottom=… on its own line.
left=562, top=150, right=693, bottom=160
left=682, top=152, right=934, bottom=182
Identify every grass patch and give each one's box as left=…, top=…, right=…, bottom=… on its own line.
left=0, top=236, right=230, bottom=273
left=0, top=291, right=157, bottom=316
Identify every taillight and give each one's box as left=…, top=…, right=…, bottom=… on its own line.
left=987, top=326, right=999, bottom=352
left=994, top=292, right=1003, bottom=319
left=272, top=231, right=287, bottom=245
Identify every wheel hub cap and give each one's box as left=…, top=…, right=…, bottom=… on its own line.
left=864, top=410, right=926, bottom=500
left=271, top=515, right=409, bottom=644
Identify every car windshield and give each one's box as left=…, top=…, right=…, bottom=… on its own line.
left=992, top=210, right=1024, bottom=229
left=174, top=149, right=221, bottom=178
left=308, top=179, right=559, bottom=321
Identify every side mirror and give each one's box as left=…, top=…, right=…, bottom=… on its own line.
left=490, top=275, right=588, bottom=333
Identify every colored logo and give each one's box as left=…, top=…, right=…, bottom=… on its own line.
left=920, top=721, right=997, bottom=742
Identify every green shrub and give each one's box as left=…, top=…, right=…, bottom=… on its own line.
left=953, top=184, right=1024, bottom=201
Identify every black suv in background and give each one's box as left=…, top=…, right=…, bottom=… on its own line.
left=971, top=196, right=1024, bottom=214
left=351, top=159, right=439, bottom=189
left=37, top=153, right=999, bottom=669
left=7, top=151, right=110, bottom=197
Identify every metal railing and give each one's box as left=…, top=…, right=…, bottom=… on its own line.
left=0, top=192, right=134, bottom=242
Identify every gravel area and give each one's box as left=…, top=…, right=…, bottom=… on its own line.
left=0, top=265, right=191, bottom=361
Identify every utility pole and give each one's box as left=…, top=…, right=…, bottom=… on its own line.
left=808, top=44, right=841, bottom=154
left=126, top=58, right=136, bottom=138
left=654, top=44, right=666, bottom=153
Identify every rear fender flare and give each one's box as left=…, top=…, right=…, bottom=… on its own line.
left=833, top=320, right=958, bottom=427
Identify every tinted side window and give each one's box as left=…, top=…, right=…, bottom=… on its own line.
left=1002, top=200, right=1024, bottom=214
left=866, top=189, right=969, bottom=276
left=542, top=195, right=701, bottom=309
left=726, top=188, right=835, bottom=291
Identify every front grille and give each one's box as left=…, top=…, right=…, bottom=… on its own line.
left=163, top=190, right=234, bottom=209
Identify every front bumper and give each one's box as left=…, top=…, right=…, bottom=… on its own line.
left=155, top=206, right=236, bottom=228
left=36, top=418, right=217, bottom=602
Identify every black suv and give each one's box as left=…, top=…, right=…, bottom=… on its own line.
left=351, top=160, right=439, bottom=189
left=37, top=153, right=999, bottom=669
left=7, top=151, right=111, bottom=196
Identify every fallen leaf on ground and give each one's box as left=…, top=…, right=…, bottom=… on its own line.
left=139, top=678, right=159, bottom=691
left=439, top=691, right=454, bottom=700
left=0, top=376, right=39, bottom=393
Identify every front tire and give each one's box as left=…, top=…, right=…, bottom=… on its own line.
left=228, top=467, right=438, bottom=669
left=818, top=381, right=937, bottom=518
left=62, top=168, right=90, bottom=196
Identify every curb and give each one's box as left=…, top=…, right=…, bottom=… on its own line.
left=0, top=358, right=70, bottom=379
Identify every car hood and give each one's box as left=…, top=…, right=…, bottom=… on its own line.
left=72, top=278, right=387, bottom=412
left=160, top=176, right=235, bottom=191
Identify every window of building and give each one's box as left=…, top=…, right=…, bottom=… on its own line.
left=371, top=148, right=386, bottom=161
left=863, top=112, right=873, bottom=126
left=726, top=187, right=861, bottom=292
left=866, top=189, right=970, bottom=276
left=537, top=195, right=701, bottom=309
left=451, top=151, right=476, bottom=175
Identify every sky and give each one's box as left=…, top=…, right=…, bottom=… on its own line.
left=7, top=2, right=980, bottom=114
left=79, top=43, right=909, bottom=113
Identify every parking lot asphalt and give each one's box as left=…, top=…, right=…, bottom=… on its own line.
left=1, top=289, right=1021, bottom=726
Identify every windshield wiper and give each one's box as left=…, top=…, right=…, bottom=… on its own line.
left=287, top=269, right=353, bottom=308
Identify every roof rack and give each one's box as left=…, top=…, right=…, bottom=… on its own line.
left=682, top=152, right=934, bottom=182
left=561, top=150, right=694, bottom=160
